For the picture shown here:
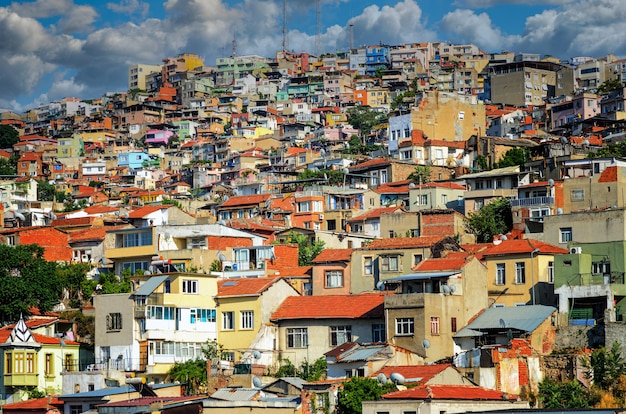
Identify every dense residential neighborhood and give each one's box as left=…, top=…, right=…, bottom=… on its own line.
left=3, top=41, right=626, bottom=414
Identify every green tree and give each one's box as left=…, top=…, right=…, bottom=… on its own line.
left=37, top=180, right=57, bottom=202
left=537, top=378, right=593, bottom=408
left=0, top=244, right=60, bottom=324
left=346, top=106, right=388, bottom=138
left=589, top=140, right=626, bottom=159
left=168, top=358, right=207, bottom=395
left=202, top=339, right=228, bottom=360
left=85, top=271, right=131, bottom=296
left=465, top=197, right=513, bottom=243
left=407, top=165, right=431, bottom=184
left=279, top=231, right=325, bottom=266
left=297, top=169, right=345, bottom=186
left=0, top=125, right=19, bottom=149
left=272, top=356, right=327, bottom=382
left=495, top=147, right=529, bottom=168
left=0, top=155, right=17, bottom=175
left=584, top=342, right=626, bottom=393
left=56, top=263, right=91, bottom=308
left=390, top=90, right=416, bottom=111
left=337, top=377, right=397, bottom=414
left=598, top=79, right=623, bottom=94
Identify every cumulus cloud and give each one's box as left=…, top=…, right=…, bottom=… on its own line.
left=9, top=0, right=98, bottom=33
left=107, top=0, right=150, bottom=18
left=439, top=9, right=520, bottom=52
left=454, top=0, right=574, bottom=6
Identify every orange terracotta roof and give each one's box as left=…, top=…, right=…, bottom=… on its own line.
left=349, top=157, right=390, bottom=171
left=0, top=329, right=79, bottom=346
left=219, top=193, right=272, bottom=208
left=216, top=277, right=285, bottom=298
left=348, top=207, right=404, bottom=222
left=382, top=384, right=518, bottom=401
left=364, top=236, right=444, bottom=250
left=414, top=254, right=469, bottom=272
left=1, top=396, right=63, bottom=410
left=128, top=204, right=171, bottom=218
left=70, top=226, right=126, bottom=243
left=312, top=249, right=354, bottom=263
left=271, top=293, right=387, bottom=321
left=372, top=364, right=454, bottom=384
left=82, top=205, right=119, bottom=215
left=267, top=265, right=311, bottom=277
left=599, top=166, right=617, bottom=183
left=481, top=239, right=568, bottom=256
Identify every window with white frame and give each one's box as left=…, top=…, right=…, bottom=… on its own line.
left=395, top=318, right=414, bottom=335
left=287, top=328, right=308, bottom=348
left=430, top=317, right=440, bottom=335
left=148, top=306, right=175, bottom=320
left=515, top=262, right=526, bottom=284
left=496, top=263, right=506, bottom=285
left=570, top=189, right=584, bottom=201
left=182, top=279, right=198, bottom=294
left=548, top=261, right=554, bottom=283
left=330, top=325, right=352, bottom=346
left=325, top=270, right=343, bottom=288
left=560, top=227, right=573, bottom=243
left=240, top=311, right=254, bottom=330
left=222, top=311, right=234, bottom=330
left=381, top=255, right=400, bottom=272
left=364, top=257, right=373, bottom=275
left=191, top=308, right=216, bottom=324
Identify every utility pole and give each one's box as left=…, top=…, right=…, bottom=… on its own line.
left=315, top=0, right=321, bottom=57
left=349, top=23, right=354, bottom=50
left=282, top=0, right=287, bottom=52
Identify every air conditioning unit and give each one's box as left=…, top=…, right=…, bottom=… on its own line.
left=570, top=247, right=583, bottom=254
left=319, top=214, right=325, bottom=220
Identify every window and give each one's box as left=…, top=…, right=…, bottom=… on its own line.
left=182, top=279, right=198, bottom=294
left=364, top=257, right=373, bottom=275
left=325, top=270, right=343, bottom=288
left=592, top=261, right=611, bottom=276
left=330, top=326, right=352, bottom=346
left=496, top=263, right=506, bottom=285
left=148, top=306, right=175, bottom=320
left=413, top=254, right=423, bottom=266
left=544, top=260, right=554, bottom=284
left=372, top=323, right=386, bottom=342
left=396, top=318, right=414, bottom=335
left=474, top=199, right=484, bottom=210
left=570, top=189, right=584, bottom=201
left=287, top=327, right=308, bottom=348
left=191, top=308, right=216, bottom=323
left=240, top=311, right=254, bottom=330
left=121, top=230, right=152, bottom=247
left=430, top=317, right=440, bottom=335
left=382, top=255, right=400, bottom=272
left=515, top=262, right=526, bottom=284
left=451, top=317, right=457, bottom=333
left=45, top=353, right=53, bottom=376
left=106, top=313, right=122, bottom=331
left=560, top=227, right=573, bottom=243
left=222, top=311, right=234, bottom=330
left=70, top=406, right=83, bottom=414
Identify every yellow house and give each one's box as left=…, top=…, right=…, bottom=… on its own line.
left=0, top=316, right=80, bottom=399
left=215, top=277, right=299, bottom=371
left=481, top=239, right=568, bottom=307
left=75, top=129, right=117, bottom=144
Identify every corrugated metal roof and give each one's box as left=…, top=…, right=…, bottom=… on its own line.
left=133, top=275, right=168, bottom=297
left=385, top=271, right=457, bottom=282
left=339, top=345, right=387, bottom=362
left=210, top=388, right=261, bottom=401
left=454, top=305, right=555, bottom=338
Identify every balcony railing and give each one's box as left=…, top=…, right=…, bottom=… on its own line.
left=565, top=272, right=625, bottom=286
left=510, top=196, right=554, bottom=207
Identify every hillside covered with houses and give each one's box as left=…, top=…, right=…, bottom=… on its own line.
left=3, top=44, right=626, bottom=413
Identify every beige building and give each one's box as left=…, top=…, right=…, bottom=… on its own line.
left=490, top=60, right=574, bottom=107
left=410, top=89, right=486, bottom=141
left=561, top=158, right=626, bottom=213
left=129, top=64, right=163, bottom=90
left=459, top=165, right=531, bottom=213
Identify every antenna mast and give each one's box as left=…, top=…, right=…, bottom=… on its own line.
left=315, top=0, right=321, bottom=56
left=282, top=0, right=287, bottom=51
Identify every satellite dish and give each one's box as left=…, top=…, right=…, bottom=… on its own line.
left=377, top=373, right=388, bottom=384
left=556, top=208, right=563, bottom=215
left=409, top=182, right=416, bottom=188
left=499, top=318, right=507, bottom=328
left=218, top=254, right=227, bottom=262
left=376, top=281, right=385, bottom=290
left=561, top=136, right=568, bottom=144
left=252, top=376, right=263, bottom=388
left=449, top=285, right=456, bottom=294
left=252, top=350, right=262, bottom=360
left=442, top=285, right=450, bottom=294
left=217, top=220, right=226, bottom=225
left=390, top=373, right=405, bottom=385
left=583, top=139, right=590, bottom=146
left=501, top=235, right=507, bottom=241
left=422, top=339, right=430, bottom=349
left=548, top=178, right=555, bottom=187
left=343, top=167, right=350, bottom=175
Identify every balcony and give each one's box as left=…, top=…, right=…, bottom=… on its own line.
left=4, top=373, right=38, bottom=386
left=510, top=196, right=554, bottom=207
left=295, top=190, right=323, bottom=198
left=565, top=272, right=625, bottom=286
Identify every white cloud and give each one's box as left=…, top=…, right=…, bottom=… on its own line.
left=9, top=0, right=73, bottom=18
left=107, top=0, right=150, bottom=18
left=439, top=9, right=520, bottom=52
left=454, top=0, right=574, bottom=6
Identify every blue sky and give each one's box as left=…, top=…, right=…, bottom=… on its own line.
left=0, top=0, right=624, bottom=112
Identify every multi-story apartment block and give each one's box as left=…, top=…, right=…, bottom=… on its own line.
left=128, top=64, right=163, bottom=90
left=490, top=60, right=575, bottom=107
left=366, top=45, right=391, bottom=76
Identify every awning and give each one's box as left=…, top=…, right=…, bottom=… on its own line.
left=132, top=275, right=168, bottom=297
left=385, top=271, right=458, bottom=282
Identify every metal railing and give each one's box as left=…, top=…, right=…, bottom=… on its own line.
left=510, top=196, right=554, bottom=207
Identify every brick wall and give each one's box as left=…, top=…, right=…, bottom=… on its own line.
left=207, top=236, right=253, bottom=251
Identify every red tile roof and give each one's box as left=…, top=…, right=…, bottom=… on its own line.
left=348, top=207, right=404, bottom=222
left=70, top=226, right=126, bottom=243
left=414, top=254, right=470, bottom=272
left=219, top=193, right=271, bottom=208
left=128, top=204, right=171, bottom=218
left=364, top=236, right=444, bottom=250
left=216, top=277, right=286, bottom=298
left=83, top=205, right=119, bottom=215
left=1, top=396, right=63, bottom=410
left=312, top=249, right=354, bottom=263
left=599, top=166, right=618, bottom=183
left=481, top=239, right=568, bottom=257
left=382, top=384, right=518, bottom=401
left=268, top=265, right=312, bottom=277
left=100, top=396, right=204, bottom=407
left=271, top=293, right=387, bottom=321
left=372, top=364, right=454, bottom=384
left=349, top=157, right=390, bottom=171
